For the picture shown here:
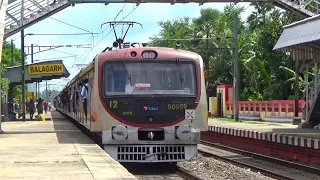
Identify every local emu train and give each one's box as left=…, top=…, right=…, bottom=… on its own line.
left=55, top=46, right=208, bottom=163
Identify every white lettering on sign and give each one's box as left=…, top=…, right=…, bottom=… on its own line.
left=185, top=109, right=195, bottom=120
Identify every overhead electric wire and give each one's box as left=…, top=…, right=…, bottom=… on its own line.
left=154, top=37, right=232, bottom=41
left=114, top=3, right=127, bottom=20
left=71, top=36, right=95, bottom=65
left=70, top=4, right=139, bottom=66
left=51, top=49, right=77, bottom=57
left=49, top=17, right=95, bottom=34
left=26, top=8, right=95, bottom=34
left=34, top=55, right=77, bottom=61
left=26, top=33, right=96, bottom=36
left=223, top=3, right=252, bottom=24
left=59, top=4, right=139, bottom=87
left=155, top=3, right=251, bottom=45
left=24, top=8, right=97, bottom=76
left=79, top=4, right=140, bottom=64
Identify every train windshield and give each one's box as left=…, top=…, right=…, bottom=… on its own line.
left=103, top=61, right=196, bottom=96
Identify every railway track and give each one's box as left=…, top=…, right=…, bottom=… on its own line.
left=122, top=163, right=201, bottom=180
left=175, top=165, right=202, bottom=180
left=200, top=140, right=320, bottom=180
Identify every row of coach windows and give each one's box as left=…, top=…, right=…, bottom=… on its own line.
left=104, top=62, right=196, bottom=95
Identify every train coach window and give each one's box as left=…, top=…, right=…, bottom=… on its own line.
left=103, top=61, right=196, bottom=96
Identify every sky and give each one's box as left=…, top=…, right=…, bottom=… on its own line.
left=7, top=2, right=256, bottom=93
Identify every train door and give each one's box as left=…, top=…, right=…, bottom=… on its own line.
left=88, top=70, right=94, bottom=130
left=79, top=82, right=83, bottom=123
left=80, top=75, right=89, bottom=127
left=83, top=76, right=88, bottom=127
left=75, top=80, right=79, bottom=121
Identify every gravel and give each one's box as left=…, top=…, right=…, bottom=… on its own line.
left=178, top=154, right=274, bottom=180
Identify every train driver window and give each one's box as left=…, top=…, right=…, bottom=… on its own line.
left=105, top=63, right=126, bottom=93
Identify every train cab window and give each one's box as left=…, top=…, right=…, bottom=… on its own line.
left=103, top=60, right=196, bottom=96
left=105, top=64, right=126, bottom=93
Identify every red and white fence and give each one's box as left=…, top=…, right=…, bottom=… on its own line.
left=226, top=100, right=306, bottom=119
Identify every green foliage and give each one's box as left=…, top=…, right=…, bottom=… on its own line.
left=149, top=4, right=302, bottom=100
left=1, top=40, right=24, bottom=100
left=13, top=85, right=22, bottom=102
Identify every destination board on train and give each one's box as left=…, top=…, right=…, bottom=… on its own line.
left=28, top=64, right=64, bottom=75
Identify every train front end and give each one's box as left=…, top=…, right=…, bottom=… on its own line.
left=97, top=47, right=208, bottom=163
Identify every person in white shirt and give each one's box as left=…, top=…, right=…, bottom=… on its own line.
left=125, top=78, right=134, bottom=93
left=81, top=79, right=89, bottom=119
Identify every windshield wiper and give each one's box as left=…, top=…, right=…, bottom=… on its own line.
left=176, top=59, right=183, bottom=86
left=120, top=59, right=131, bottom=84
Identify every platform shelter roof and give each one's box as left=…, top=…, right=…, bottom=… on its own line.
left=3, top=60, right=70, bottom=85
left=273, top=14, right=320, bottom=67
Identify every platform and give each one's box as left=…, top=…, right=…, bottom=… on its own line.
left=207, top=118, right=320, bottom=149
left=0, top=111, right=136, bottom=180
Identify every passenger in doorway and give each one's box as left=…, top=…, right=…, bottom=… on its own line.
left=28, top=99, right=35, bottom=120
left=72, top=87, right=76, bottom=114
left=76, top=82, right=82, bottom=115
left=81, top=79, right=89, bottom=119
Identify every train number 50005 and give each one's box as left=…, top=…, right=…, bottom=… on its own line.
left=168, top=104, right=187, bottom=110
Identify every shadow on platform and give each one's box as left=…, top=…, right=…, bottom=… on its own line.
left=1, top=111, right=95, bottom=145
left=52, top=111, right=95, bottom=144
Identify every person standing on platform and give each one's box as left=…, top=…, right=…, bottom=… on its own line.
left=28, top=99, right=36, bottom=120
left=37, top=98, right=44, bottom=115
left=44, top=100, right=48, bottom=114
left=48, top=102, right=51, bottom=111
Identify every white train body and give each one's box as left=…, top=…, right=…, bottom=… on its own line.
left=55, top=47, right=208, bottom=163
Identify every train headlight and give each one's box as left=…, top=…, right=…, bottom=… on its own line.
left=141, top=51, right=157, bottom=59
left=112, top=125, right=128, bottom=140
left=176, top=125, right=192, bottom=140
left=148, top=116, right=154, bottom=122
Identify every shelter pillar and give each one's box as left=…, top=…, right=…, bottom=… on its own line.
left=216, top=85, right=234, bottom=117
left=305, top=65, right=309, bottom=122
left=294, top=60, right=299, bottom=118
left=8, top=83, right=14, bottom=111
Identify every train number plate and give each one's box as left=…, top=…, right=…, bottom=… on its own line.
left=168, top=104, right=187, bottom=110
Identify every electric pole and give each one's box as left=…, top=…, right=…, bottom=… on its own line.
left=233, top=12, right=240, bottom=122
left=46, top=81, right=48, bottom=101
left=206, top=29, right=210, bottom=111
left=21, top=30, right=26, bottom=122
left=21, top=0, right=26, bottom=122
left=31, top=44, right=35, bottom=100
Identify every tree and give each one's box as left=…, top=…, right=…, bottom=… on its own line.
left=148, top=4, right=302, bottom=100
left=39, top=89, right=59, bottom=103
left=1, top=40, right=24, bottom=98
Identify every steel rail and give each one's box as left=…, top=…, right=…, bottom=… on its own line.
left=175, top=166, right=202, bottom=180
left=200, top=140, right=320, bottom=175
left=199, top=140, right=305, bottom=180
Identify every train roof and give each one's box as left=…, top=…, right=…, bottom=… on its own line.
left=98, top=46, right=201, bottom=61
